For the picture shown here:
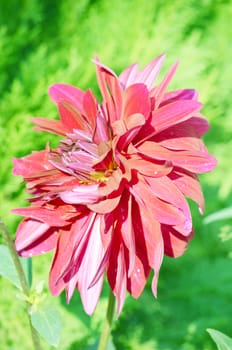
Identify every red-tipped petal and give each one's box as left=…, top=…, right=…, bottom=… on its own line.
left=162, top=225, right=192, bottom=258
left=49, top=225, right=80, bottom=296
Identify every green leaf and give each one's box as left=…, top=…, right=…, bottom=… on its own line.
left=87, top=337, right=116, bottom=350
left=0, top=244, right=28, bottom=289
left=204, top=207, right=232, bottom=224
left=106, top=338, right=116, bottom=350
left=207, top=328, right=232, bottom=350
left=31, top=306, right=62, bottom=347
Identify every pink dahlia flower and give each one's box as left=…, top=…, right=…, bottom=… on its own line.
left=13, top=54, right=216, bottom=315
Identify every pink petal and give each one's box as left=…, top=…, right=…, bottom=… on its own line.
left=127, top=154, right=173, bottom=178
left=32, top=117, right=69, bottom=136
left=169, top=169, right=205, bottom=213
left=186, top=115, right=210, bottom=137
left=15, top=218, right=50, bottom=254
left=131, top=178, right=186, bottom=227
left=132, top=197, right=162, bottom=269
left=57, top=101, right=88, bottom=132
left=126, top=255, right=149, bottom=299
left=123, top=84, right=150, bottom=120
left=154, top=122, right=207, bottom=152
left=94, top=58, right=123, bottom=123
left=83, top=89, right=97, bottom=130
left=61, top=213, right=96, bottom=301
left=115, top=245, right=127, bottom=316
left=152, top=100, right=202, bottom=134
left=115, top=113, right=145, bottom=151
left=107, top=227, right=127, bottom=315
left=60, top=184, right=100, bottom=204
left=13, top=148, right=52, bottom=177
left=151, top=61, right=178, bottom=107
left=87, top=195, right=121, bottom=214
left=119, top=63, right=139, bottom=88
left=161, top=89, right=198, bottom=106
left=13, top=207, right=70, bottom=227
left=145, top=176, right=192, bottom=235
left=49, top=227, right=77, bottom=296
left=162, top=225, right=192, bottom=258
left=120, top=194, right=136, bottom=277
left=138, top=141, right=217, bottom=173
left=98, top=168, right=123, bottom=197
left=93, top=111, right=110, bottom=144
left=49, top=84, right=85, bottom=115
left=77, top=215, right=104, bottom=315
left=151, top=239, right=164, bottom=297
left=88, top=243, right=111, bottom=289
left=136, top=54, right=166, bottom=89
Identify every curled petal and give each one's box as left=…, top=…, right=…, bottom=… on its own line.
left=13, top=206, right=72, bottom=227
left=15, top=218, right=57, bottom=257
left=60, top=184, right=100, bottom=204
left=151, top=239, right=164, bottom=297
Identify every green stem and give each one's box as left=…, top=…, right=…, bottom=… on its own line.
left=97, top=288, right=116, bottom=350
left=0, top=218, right=42, bottom=350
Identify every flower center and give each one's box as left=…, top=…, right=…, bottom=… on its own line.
left=49, top=130, right=117, bottom=183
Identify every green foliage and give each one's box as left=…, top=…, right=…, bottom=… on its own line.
left=0, top=0, right=231, bottom=349
left=0, top=244, right=29, bottom=289
left=207, top=329, right=232, bottom=350
left=31, top=306, right=62, bottom=347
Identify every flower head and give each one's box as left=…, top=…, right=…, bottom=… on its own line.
left=13, top=54, right=217, bottom=315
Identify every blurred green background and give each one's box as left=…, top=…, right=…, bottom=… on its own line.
left=0, top=0, right=232, bottom=349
